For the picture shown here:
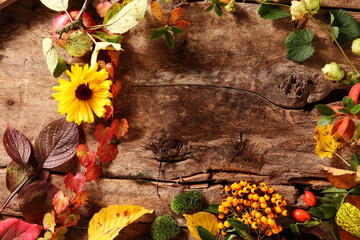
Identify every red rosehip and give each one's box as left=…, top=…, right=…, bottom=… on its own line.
left=52, top=10, right=96, bottom=48
left=304, top=191, right=316, bottom=207
left=292, top=209, right=311, bottom=223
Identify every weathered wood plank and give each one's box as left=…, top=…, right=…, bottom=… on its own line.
left=0, top=0, right=16, bottom=10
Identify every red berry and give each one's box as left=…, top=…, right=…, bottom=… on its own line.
left=304, top=191, right=316, bottom=207
left=292, top=209, right=311, bottom=223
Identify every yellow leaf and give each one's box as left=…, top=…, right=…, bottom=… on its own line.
left=314, top=125, right=345, bottom=158
left=88, top=205, right=153, bottom=240
left=184, top=212, right=219, bottom=240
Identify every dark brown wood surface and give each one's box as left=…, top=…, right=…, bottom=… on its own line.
left=0, top=0, right=359, bottom=239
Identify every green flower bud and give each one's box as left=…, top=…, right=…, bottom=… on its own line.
left=344, top=72, right=360, bottom=85
left=290, top=0, right=321, bottom=20
left=321, top=62, right=345, bottom=82
left=352, top=38, right=360, bottom=56
left=224, top=0, right=237, bottom=13
left=305, top=0, right=320, bottom=13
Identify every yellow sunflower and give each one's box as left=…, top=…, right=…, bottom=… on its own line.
left=52, top=64, right=113, bottom=125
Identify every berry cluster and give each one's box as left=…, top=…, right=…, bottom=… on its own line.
left=218, top=180, right=287, bottom=237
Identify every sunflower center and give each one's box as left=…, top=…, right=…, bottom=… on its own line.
left=75, top=84, right=92, bottom=100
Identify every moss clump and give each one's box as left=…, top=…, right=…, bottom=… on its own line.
left=151, top=215, right=180, bottom=240
left=171, top=190, right=201, bottom=215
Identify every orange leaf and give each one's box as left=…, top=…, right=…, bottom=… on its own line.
left=343, top=119, right=355, bottom=142
left=108, top=50, right=120, bottom=67
left=76, top=144, right=96, bottom=167
left=171, top=20, right=191, bottom=30
left=98, top=60, right=114, bottom=79
left=96, top=1, right=112, bottom=18
left=43, top=210, right=55, bottom=232
left=104, top=105, right=114, bottom=121
left=71, top=191, right=88, bottom=210
left=168, top=7, right=183, bottom=25
left=349, top=83, right=360, bottom=105
left=338, top=116, right=350, bottom=136
left=150, top=1, right=164, bottom=22
left=52, top=191, right=69, bottom=214
left=111, top=118, right=129, bottom=139
left=95, top=124, right=114, bottom=144
left=112, top=81, right=122, bottom=98
left=85, top=163, right=102, bottom=181
left=57, top=208, right=80, bottom=227
left=97, top=143, right=118, bottom=163
left=64, top=173, right=86, bottom=195
left=322, top=166, right=359, bottom=189
left=331, top=118, right=343, bottom=135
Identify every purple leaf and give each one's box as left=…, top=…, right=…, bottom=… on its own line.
left=6, top=161, right=28, bottom=192
left=0, top=218, right=42, bottom=240
left=3, top=124, right=31, bottom=167
left=18, top=181, right=59, bottom=224
left=34, top=117, right=79, bottom=169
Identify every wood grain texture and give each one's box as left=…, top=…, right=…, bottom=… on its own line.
left=0, top=0, right=358, bottom=239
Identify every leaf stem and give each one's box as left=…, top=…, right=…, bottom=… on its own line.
left=255, top=0, right=290, bottom=8
left=0, top=176, right=31, bottom=214
left=321, top=221, right=338, bottom=240
left=76, top=0, right=90, bottom=22
left=308, top=14, right=360, bottom=75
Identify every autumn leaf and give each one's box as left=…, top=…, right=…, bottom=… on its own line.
left=171, top=20, right=191, bottom=30
left=85, top=163, right=102, bottom=182
left=322, top=165, right=360, bottom=189
left=76, top=144, right=96, bottom=167
left=0, top=218, right=42, bottom=240
left=88, top=205, right=153, bottom=240
left=97, top=1, right=113, bottom=18
left=111, top=118, right=129, bottom=139
left=43, top=210, right=56, bottom=233
left=184, top=212, right=219, bottom=240
left=71, top=191, right=88, bottom=210
left=97, top=60, right=115, bottom=79
left=97, top=143, right=118, bottom=163
left=108, top=50, right=121, bottom=67
left=57, top=208, right=80, bottom=227
left=150, top=1, right=164, bottom=22
left=95, top=124, right=114, bottom=144
left=112, top=81, right=122, bottom=98
left=64, top=173, right=86, bottom=194
left=168, top=7, right=183, bottom=24
left=104, top=105, right=114, bottom=121
left=52, top=191, right=70, bottom=214
left=349, top=83, right=360, bottom=105
left=314, top=125, right=346, bottom=158
left=39, top=226, right=67, bottom=240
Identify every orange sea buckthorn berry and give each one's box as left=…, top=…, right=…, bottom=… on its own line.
left=218, top=214, right=225, bottom=219
left=278, top=225, right=283, bottom=232
left=272, top=228, right=279, bottom=234
left=275, top=206, right=282, bottom=213
left=267, top=187, right=274, bottom=194
left=281, top=209, right=288, bottom=216
left=231, top=183, right=237, bottom=190
left=218, top=205, right=225, bottom=213
left=253, top=194, right=259, bottom=201
left=264, top=194, right=270, bottom=201
left=271, top=197, right=276, bottom=204
left=248, top=217, right=254, bottom=224
left=240, top=180, right=247, bottom=186
left=238, top=191, right=245, bottom=197
left=236, top=205, right=243, bottom=211
left=224, top=185, right=231, bottom=192
left=243, top=187, right=249, bottom=193
left=251, top=188, right=256, bottom=194
left=244, top=199, right=251, bottom=206
left=248, top=194, right=254, bottom=200
left=224, top=201, right=232, bottom=208
left=255, top=212, right=262, bottom=219
left=221, top=230, right=228, bottom=236
left=242, top=218, right=249, bottom=225
left=275, top=200, right=282, bottom=206
left=252, top=202, right=258, bottom=209
left=242, top=212, right=250, bottom=218
left=252, top=184, right=257, bottom=189
left=227, top=196, right=234, bottom=203
left=223, top=207, right=229, bottom=214
left=232, top=198, right=239, bottom=206
left=268, top=213, right=275, bottom=219
left=265, top=207, right=272, bottom=214
left=261, top=216, right=268, bottom=223
left=251, top=222, right=259, bottom=229
left=231, top=189, right=238, bottom=196
left=218, top=222, right=225, bottom=229
left=238, top=198, right=244, bottom=204
left=251, top=210, right=257, bottom=216
left=259, top=197, right=265, bottom=203
left=275, top=193, right=282, bottom=200
left=282, top=200, right=287, bottom=206
left=265, top=230, right=272, bottom=237
left=224, top=221, right=231, bottom=228
left=261, top=186, right=268, bottom=192
left=260, top=202, right=267, bottom=209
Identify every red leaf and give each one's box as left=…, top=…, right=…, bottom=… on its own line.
left=150, top=1, right=164, bottom=22
left=108, top=50, right=120, bottom=67
left=349, top=83, right=360, bottom=105
left=85, top=163, right=102, bottom=181
left=3, top=124, right=31, bottom=166
left=112, top=81, right=122, bottom=99
left=71, top=191, right=88, bottom=210
left=52, top=191, right=70, bottom=214
left=168, top=7, right=183, bottom=24
left=43, top=210, right=55, bottom=232
left=64, top=173, right=86, bottom=194
left=171, top=20, right=191, bottom=30
left=57, top=208, right=80, bottom=227
left=331, top=105, right=341, bottom=114
left=331, top=118, right=343, bottom=135
left=97, top=60, right=114, bottom=79
left=104, top=105, right=114, bottom=121
left=0, top=218, right=42, bottom=240
left=338, top=116, right=350, bottom=136
left=76, top=144, right=96, bottom=167
left=343, top=119, right=355, bottom=142
left=97, top=143, right=118, bottom=163
left=111, top=118, right=129, bottom=139
left=95, top=124, right=114, bottom=144
left=96, top=1, right=112, bottom=18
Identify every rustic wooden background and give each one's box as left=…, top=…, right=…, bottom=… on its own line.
left=0, top=0, right=360, bottom=239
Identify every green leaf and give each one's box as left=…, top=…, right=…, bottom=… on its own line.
left=224, top=234, right=238, bottom=240
left=308, top=207, right=325, bottom=219
left=214, top=4, right=223, bottom=17
left=330, top=14, right=339, bottom=40
left=228, top=218, right=253, bottom=240
left=64, top=31, right=93, bottom=57
left=150, top=28, right=165, bottom=40
left=351, top=154, right=360, bottom=171
left=203, top=204, right=220, bottom=214
left=317, top=116, right=336, bottom=126
left=285, top=29, right=315, bottom=62
left=163, top=0, right=168, bottom=3
left=204, top=4, right=214, bottom=12
left=331, top=193, right=346, bottom=210
left=290, top=224, right=300, bottom=234
left=104, top=0, right=147, bottom=34
left=322, top=186, right=348, bottom=194
left=95, top=31, right=122, bottom=43
left=195, top=226, right=216, bottom=240
left=349, top=185, right=360, bottom=195
left=303, top=219, right=321, bottom=228
left=343, top=96, right=352, bottom=109
left=164, top=31, right=175, bottom=48
left=330, top=9, right=360, bottom=45
left=315, top=104, right=336, bottom=116
left=90, top=42, right=122, bottom=67
left=42, top=38, right=68, bottom=77
left=210, top=0, right=217, bottom=5
left=351, top=105, right=360, bottom=115
left=6, top=161, right=28, bottom=192
left=170, top=26, right=185, bottom=35
left=40, top=0, right=68, bottom=11
left=338, top=109, right=348, bottom=114
left=318, top=204, right=337, bottom=219
left=258, top=0, right=290, bottom=20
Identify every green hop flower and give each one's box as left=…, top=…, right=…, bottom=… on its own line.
left=321, top=62, right=345, bottom=82
left=352, top=38, right=360, bottom=56
left=290, top=0, right=321, bottom=20
left=224, top=0, right=237, bottom=13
